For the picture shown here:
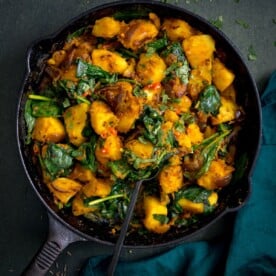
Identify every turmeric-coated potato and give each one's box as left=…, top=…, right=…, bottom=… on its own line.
left=32, top=117, right=66, bottom=143
left=125, top=139, right=154, bottom=169
left=92, top=49, right=128, bottom=74
left=95, top=134, right=122, bottom=165
left=143, top=196, right=170, bottom=234
left=118, top=19, right=158, bottom=51
left=162, top=18, right=195, bottom=41
left=174, top=132, right=192, bottom=155
left=72, top=192, right=97, bottom=216
left=187, top=59, right=212, bottom=99
left=197, top=159, right=234, bottom=190
left=64, top=103, right=89, bottom=146
left=69, top=163, right=95, bottom=184
left=159, top=165, right=183, bottom=194
left=90, top=100, right=119, bottom=138
left=60, top=65, right=78, bottom=82
left=212, top=58, right=235, bottom=92
left=136, top=53, right=166, bottom=85
left=211, top=97, right=238, bottom=125
left=183, top=34, right=215, bottom=68
left=48, top=177, right=82, bottom=204
left=97, top=81, right=141, bottom=133
left=82, top=176, right=112, bottom=198
left=186, top=123, right=204, bottom=145
left=170, top=95, right=192, bottom=114
left=178, top=198, right=204, bottom=214
left=92, top=17, right=122, bottom=38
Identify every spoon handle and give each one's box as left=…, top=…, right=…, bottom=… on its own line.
left=107, top=179, right=143, bottom=276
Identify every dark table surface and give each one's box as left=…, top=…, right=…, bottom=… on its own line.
left=1, top=0, right=275, bottom=275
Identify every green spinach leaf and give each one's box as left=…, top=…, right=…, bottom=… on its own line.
left=71, top=135, right=97, bottom=173
left=153, top=214, right=169, bottom=224
left=31, top=101, right=61, bottom=117
left=76, top=59, right=118, bottom=84
left=196, top=85, right=221, bottom=115
left=42, top=143, right=74, bottom=178
left=145, top=35, right=168, bottom=56
left=141, top=105, right=163, bottom=145
left=185, top=127, right=231, bottom=179
left=24, top=99, right=35, bottom=144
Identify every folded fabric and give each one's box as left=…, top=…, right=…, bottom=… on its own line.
left=81, top=71, right=276, bottom=276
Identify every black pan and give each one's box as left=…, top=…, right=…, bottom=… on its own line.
left=17, top=1, right=262, bottom=275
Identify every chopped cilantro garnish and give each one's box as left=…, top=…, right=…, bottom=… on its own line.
left=248, top=45, right=257, bottom=61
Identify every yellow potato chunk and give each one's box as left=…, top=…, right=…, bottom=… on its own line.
left=82, top=176, right=112, bottom=198
left=90, top=100, right=119, bottom=138
left=95, top=134, right=122, bottom=165
left=69, top=163, right=95, bottom=184
left=72, top=193, right=97, bottom=216
left=178, top=191, right=218, bottom=214
left=64, top=103, right=89, bottom=146
left=141, top=83, right=162, bottom=106
left=197, top=159, right=235, bottom=190
left=211, top=97, right=238, bottom=125
left=125, top=139, right=154, bottom=169
left=118, top=19, right=158, bottom=51
left=171, top=95, right=192, bottom=114
left=32, top=117, right=66, bottom=143
left=174, top=132, right=192, bottom=154
left=178, top=198, right=204, bottom=214
left=143, top=196, right=170, bottom=234
left=187, top=59, right=212, bottom=99
left=48, top=177, right=82, bottom=204
left=136, top=53, right=166, bottom=85
left=186, top=123, right=204, bottom=145
left=159, top=165, right=183, bottom=194
left=92, top=17, right=121, bottom=38
left=47, top=50, right=66, bottom=66
left=114, top=83, right=141, bottom=133
left=208, top=192, right=218, bottom=206
left=60, top=65, right=78, bottom=82
left=183, top=34, right=215, bottom=68
left=92, top=49, right=128, bottom=74
left=162, top=18, right=195, bottom=41
left=212, top=58, right=235, bottom=92
left=164, top=110, right=179, bottom=123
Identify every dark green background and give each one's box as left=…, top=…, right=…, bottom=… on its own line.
left=0, top=0, right=275, bottom=275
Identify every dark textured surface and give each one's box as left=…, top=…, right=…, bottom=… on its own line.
left=0, top=0, right=275, bottom=275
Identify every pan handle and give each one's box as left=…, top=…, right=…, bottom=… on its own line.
left=22, top=212, right=86, bottom=276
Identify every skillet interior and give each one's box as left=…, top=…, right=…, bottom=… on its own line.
left=17, top=1, right=261, bottom=248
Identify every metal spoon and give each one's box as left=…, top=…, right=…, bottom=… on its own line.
left=107, top=153, right=174, bottom=275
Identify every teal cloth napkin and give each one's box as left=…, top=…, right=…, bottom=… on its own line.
left=81, top=72, right=276, bottom=276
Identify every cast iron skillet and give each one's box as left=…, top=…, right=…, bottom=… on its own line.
left=17, top=1, right=262, bottom=275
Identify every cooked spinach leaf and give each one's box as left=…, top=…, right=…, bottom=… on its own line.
left=66, top=27, right=86, bottom=42
left=31, top=101, right=61, bottom=117
left=175, top=186, right=211, bottom=203
left=76, top=59, right=118, bottom=84
left=186, top=127, right=231, bottom=179
left=162, top=42, right=190, bottom=84
left=42, top=143, right=74, bottom=178
left=196, top=85, right=221, bottom=115
left=24, top=99, right=36, bottom=144
left=108, top=159, right=131, bottom=180
left=71, top=135, right=97, bottom=173
left=153, top=214, right=169, bottom=224
left=162, top=42, right=186, bottom=63
left=145, top=35, right=168, bottom=56
left=56, top=79, right=91, bottom=104
left=141, top=105, right=163, bottom=145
